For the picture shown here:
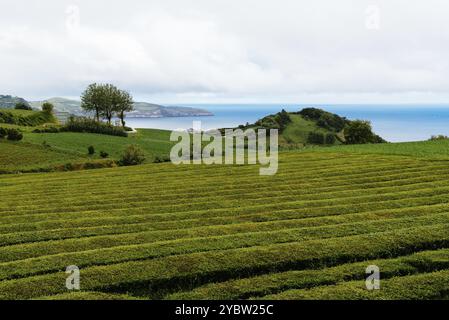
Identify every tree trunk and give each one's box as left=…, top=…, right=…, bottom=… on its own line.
left=120, top=111, right=125, bottom=127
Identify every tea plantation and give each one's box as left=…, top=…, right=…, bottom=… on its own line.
left=0, top=150, right=448, bottom=299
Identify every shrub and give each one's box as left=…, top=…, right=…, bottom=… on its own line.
left=325, top=133, right=336, bottom=144
left=344, top=120, right=386, bottom=144
left=429, top=135, right=449, bottom=141
left=254, top=110, right=291, bottom=133
left=119, top=145, right=145, bottom=166
left=32, top=126, right=60, bottom=133
left=62, top=117, right=127, bottom=137
left=14, top=102, right=32, bottom=110
left=299, top=108, right=347, bottom=132
left=307, top=132, right=325, bottom=145
left=100, top=151, right=109, bottom=158
left=42, top=102, right=54, bottom=114
left=153, top=155, right=170, bottom=163
left=88, top=146, right=95, bottom=155
left=0, top=127, right=7, bottom=138
left=6, top=128, right=23, bottom=141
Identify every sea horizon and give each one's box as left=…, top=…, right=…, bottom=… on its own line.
left=126, top=104, right=449, bottom=143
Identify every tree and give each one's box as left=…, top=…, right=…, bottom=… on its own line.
left=81, top=83, right=104, bottom=122
left=100, top=84, right=117, bottom=125
left=42, top=102, right=54, bottom=114
left=115, top=90, right=134, bottom=127
left=344, top=120, right=382, bottom=144
left=15, top=102, right=32, bottom=110
left=81, top=83, right=133, bottom=126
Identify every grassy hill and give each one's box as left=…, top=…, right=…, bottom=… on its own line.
left=0, top=149, right=449, bottom=299
left=0, top=109, right=56, bottom=126
left=281, top=113, right=340, bottom=145
left=235, top=108, right=382, bottom=147
left=0, top=127, right=175, bottom=173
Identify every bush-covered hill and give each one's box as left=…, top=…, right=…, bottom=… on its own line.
left=0, top=109, right=56, bottom=126
left=233, top=107, right=386, bottom=147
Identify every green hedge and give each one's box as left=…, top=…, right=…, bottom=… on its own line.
left=61, top=117, right=127, bottom=137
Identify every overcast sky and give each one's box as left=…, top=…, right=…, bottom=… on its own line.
left=0, top=0, right=448, bottom=103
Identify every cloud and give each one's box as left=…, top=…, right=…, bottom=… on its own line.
left=0, top=0, right=449, bottom=103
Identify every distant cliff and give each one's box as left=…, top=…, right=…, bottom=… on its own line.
left=0, top=95, right=31, bottom=109
left=30, top=97, right=213, bottom=118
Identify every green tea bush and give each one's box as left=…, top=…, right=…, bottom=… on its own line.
left=0, top=127, right=7, bottom=138
left=6, top=128, right=23, bottom=141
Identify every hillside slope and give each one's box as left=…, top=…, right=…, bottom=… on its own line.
left=0, top=109, right=56, bottom=126
left=235, top=108, right=385, bottom=147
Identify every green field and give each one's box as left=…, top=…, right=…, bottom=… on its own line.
left=0, top=149, right=449, bottom=299
left=0, top=128, right=175, bottom=173
left=304, top=139, right=449, bottom=158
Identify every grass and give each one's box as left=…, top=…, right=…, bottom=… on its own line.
left=0, top=128, right=174, bottom=173
left=0, top=141, right=86, bottom=173
left=282, top=114, right=330, bottom=144
left=24, top=128, right=174, bottom=161
left=0, top=149, right=449, bottom=299
left=0, top=109, right=56, bottom=126
left=302, top=139, right=449, bottom=158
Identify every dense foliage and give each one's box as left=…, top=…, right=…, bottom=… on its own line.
left=298, top=108, right=348, bottom=132
left=254, top=109, right=292, bottom=132
left=41, top=102, right=54, bottom=114
left=61, top=117, right=128, bottom=137
left=307, top=132, right=337, bottom=145
left=0, top=127, right=23, bottom=141
left=81, top=83, right=134, bottom=126
left=5, top=128, right=23, bottom=141
left=14, top=102, right=32, bottom=111
left=344, top=120, right=386, bottom=144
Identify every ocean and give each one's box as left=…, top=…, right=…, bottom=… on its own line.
left=125, top=104, right=449, bottom=143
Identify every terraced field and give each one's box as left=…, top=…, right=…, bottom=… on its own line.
left=1, top=151, right=449, bottom=299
